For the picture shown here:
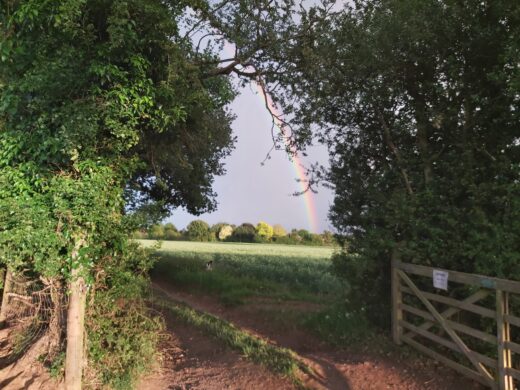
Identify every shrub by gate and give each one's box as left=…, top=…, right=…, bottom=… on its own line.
left=392, top=259, right=520, bottom=390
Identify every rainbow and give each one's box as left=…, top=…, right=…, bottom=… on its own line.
left=253, top=82, right=320, bottom=233
left=220, top=43, right=319, bottom=232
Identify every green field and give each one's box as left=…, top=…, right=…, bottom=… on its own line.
left=143, top=239, right=342, bottom=300
left=144, top=239, right=371, bottom=345
left=140, top=240, right=335, bottom=259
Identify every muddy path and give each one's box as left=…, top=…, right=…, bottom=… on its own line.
left=146, top=281, right=484, bottom=390
left=138, top=304, right=294, bottom=390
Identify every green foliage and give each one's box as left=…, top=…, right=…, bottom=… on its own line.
left=140, top=221, right=333, bottom=246
left=231, top=223, right=257, bottom=243
left=0, top=0, right=241, bottom=385
left=48, top=352, right=66, bottom=379
left=163, top=223, right=179, bottom=240
left=86, top=243, right=162, bottom=389
left=87, top=295, right=162, bottom=389
left=256, top=221, right=274, bottom=241
left=186, top=220, right=211, bottom=242
left=274, top=0, right=520, bottom=328
left=149, top=224, right=165, bottom=240
left=321, top=231, right=335, bottom=246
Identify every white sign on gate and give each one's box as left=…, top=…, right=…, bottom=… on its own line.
left=433, top=270, right=449, bottom=290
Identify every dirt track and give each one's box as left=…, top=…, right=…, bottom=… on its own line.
left=139, top=282, right=484, bottom=390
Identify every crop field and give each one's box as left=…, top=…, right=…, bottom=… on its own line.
left=139, top=239, right=335, bottom=259
left=142, top=239, right=343, bottom=301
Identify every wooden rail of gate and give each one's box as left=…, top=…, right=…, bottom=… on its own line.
left=392, top=259, right=520, bottom=390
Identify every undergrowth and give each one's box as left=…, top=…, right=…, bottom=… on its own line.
left=84, top=242, right=163, bottom=389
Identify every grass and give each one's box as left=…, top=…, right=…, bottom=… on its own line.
left=153, top=291, right=311, bottom=388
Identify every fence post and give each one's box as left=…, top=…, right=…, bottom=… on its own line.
left=391, top=257, right=402, bottom=345
left=496, top=290, right=513, bottom=390
left=0, top=268, right=13, bottom=328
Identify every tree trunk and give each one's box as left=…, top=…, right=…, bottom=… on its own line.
left=65, top=239, right=87, bottom=390
left=0, top=268, right=13, bottom=329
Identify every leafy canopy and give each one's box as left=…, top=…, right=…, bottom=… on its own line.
left=271, top=0, right=520, bottom=326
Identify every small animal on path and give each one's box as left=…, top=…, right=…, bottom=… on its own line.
left=206, top=260, right=213, bottom=271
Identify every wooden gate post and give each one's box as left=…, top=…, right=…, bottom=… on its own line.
left=496, top=290, right=513, bottom=390
left=391, top=257, right=402, bottom=345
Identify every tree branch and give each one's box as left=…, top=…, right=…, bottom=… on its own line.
left=377, top=111, right=414, bottom=196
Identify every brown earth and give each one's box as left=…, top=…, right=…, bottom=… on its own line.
left=0, top=328, right=60, bottom=390
left=0, top=282, right=487, bottom=390
left=143, top=281, right=485, bottom=390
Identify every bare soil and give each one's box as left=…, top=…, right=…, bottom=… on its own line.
left=145, top=281, right=485, bottom=390
left=0, top=282, right=487, bottom=390
left=0, top=328, right=60, bottom=390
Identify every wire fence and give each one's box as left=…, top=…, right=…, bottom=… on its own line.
left=0, top=271, right=65, bottom=363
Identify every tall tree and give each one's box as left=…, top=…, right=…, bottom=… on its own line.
left=272, top=0, right=520, bottom=326
left=0, top=0, right=302, bottom=386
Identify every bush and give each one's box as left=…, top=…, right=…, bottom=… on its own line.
left=297, top=229, right=312, bottom=241
left=210, top=223, right=231, bottom=241
left=332, top=250, right=391, bottom=328
left=131, top=230, right=148, bottom=239
left=162, top=223, right=179, bottom=240
left=321, top=231, right=335, bottom=246
left=86, top=243, right=162, bottom=389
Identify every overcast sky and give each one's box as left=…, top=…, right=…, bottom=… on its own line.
left=167, top=83, right=335, bottom=233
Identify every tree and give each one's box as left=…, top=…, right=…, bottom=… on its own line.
left=321, top=231, right=335, bottom=246
left=0, top=0, right=309, bottom=385
left=186, top=220, right=211, bottom=242
left=297, top=229, right=312, bottom=242
left=273, top=0, right=520, bottom=326
left=164, top=223, right=180, bottom=240
left=149, top=225, right=166, bottom=240
left=232, top=223, right=257, bottom=242
left=213, top=224, right=233, bottom=241
left=272, top=224, right=287, bottom=238
left=256, top=221, right=274, bottom=241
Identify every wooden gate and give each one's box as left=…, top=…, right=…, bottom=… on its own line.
left=392, top=259, right=520, bottom=390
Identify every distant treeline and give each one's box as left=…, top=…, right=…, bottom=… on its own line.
left=133, top=220, right=336, bottom=246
